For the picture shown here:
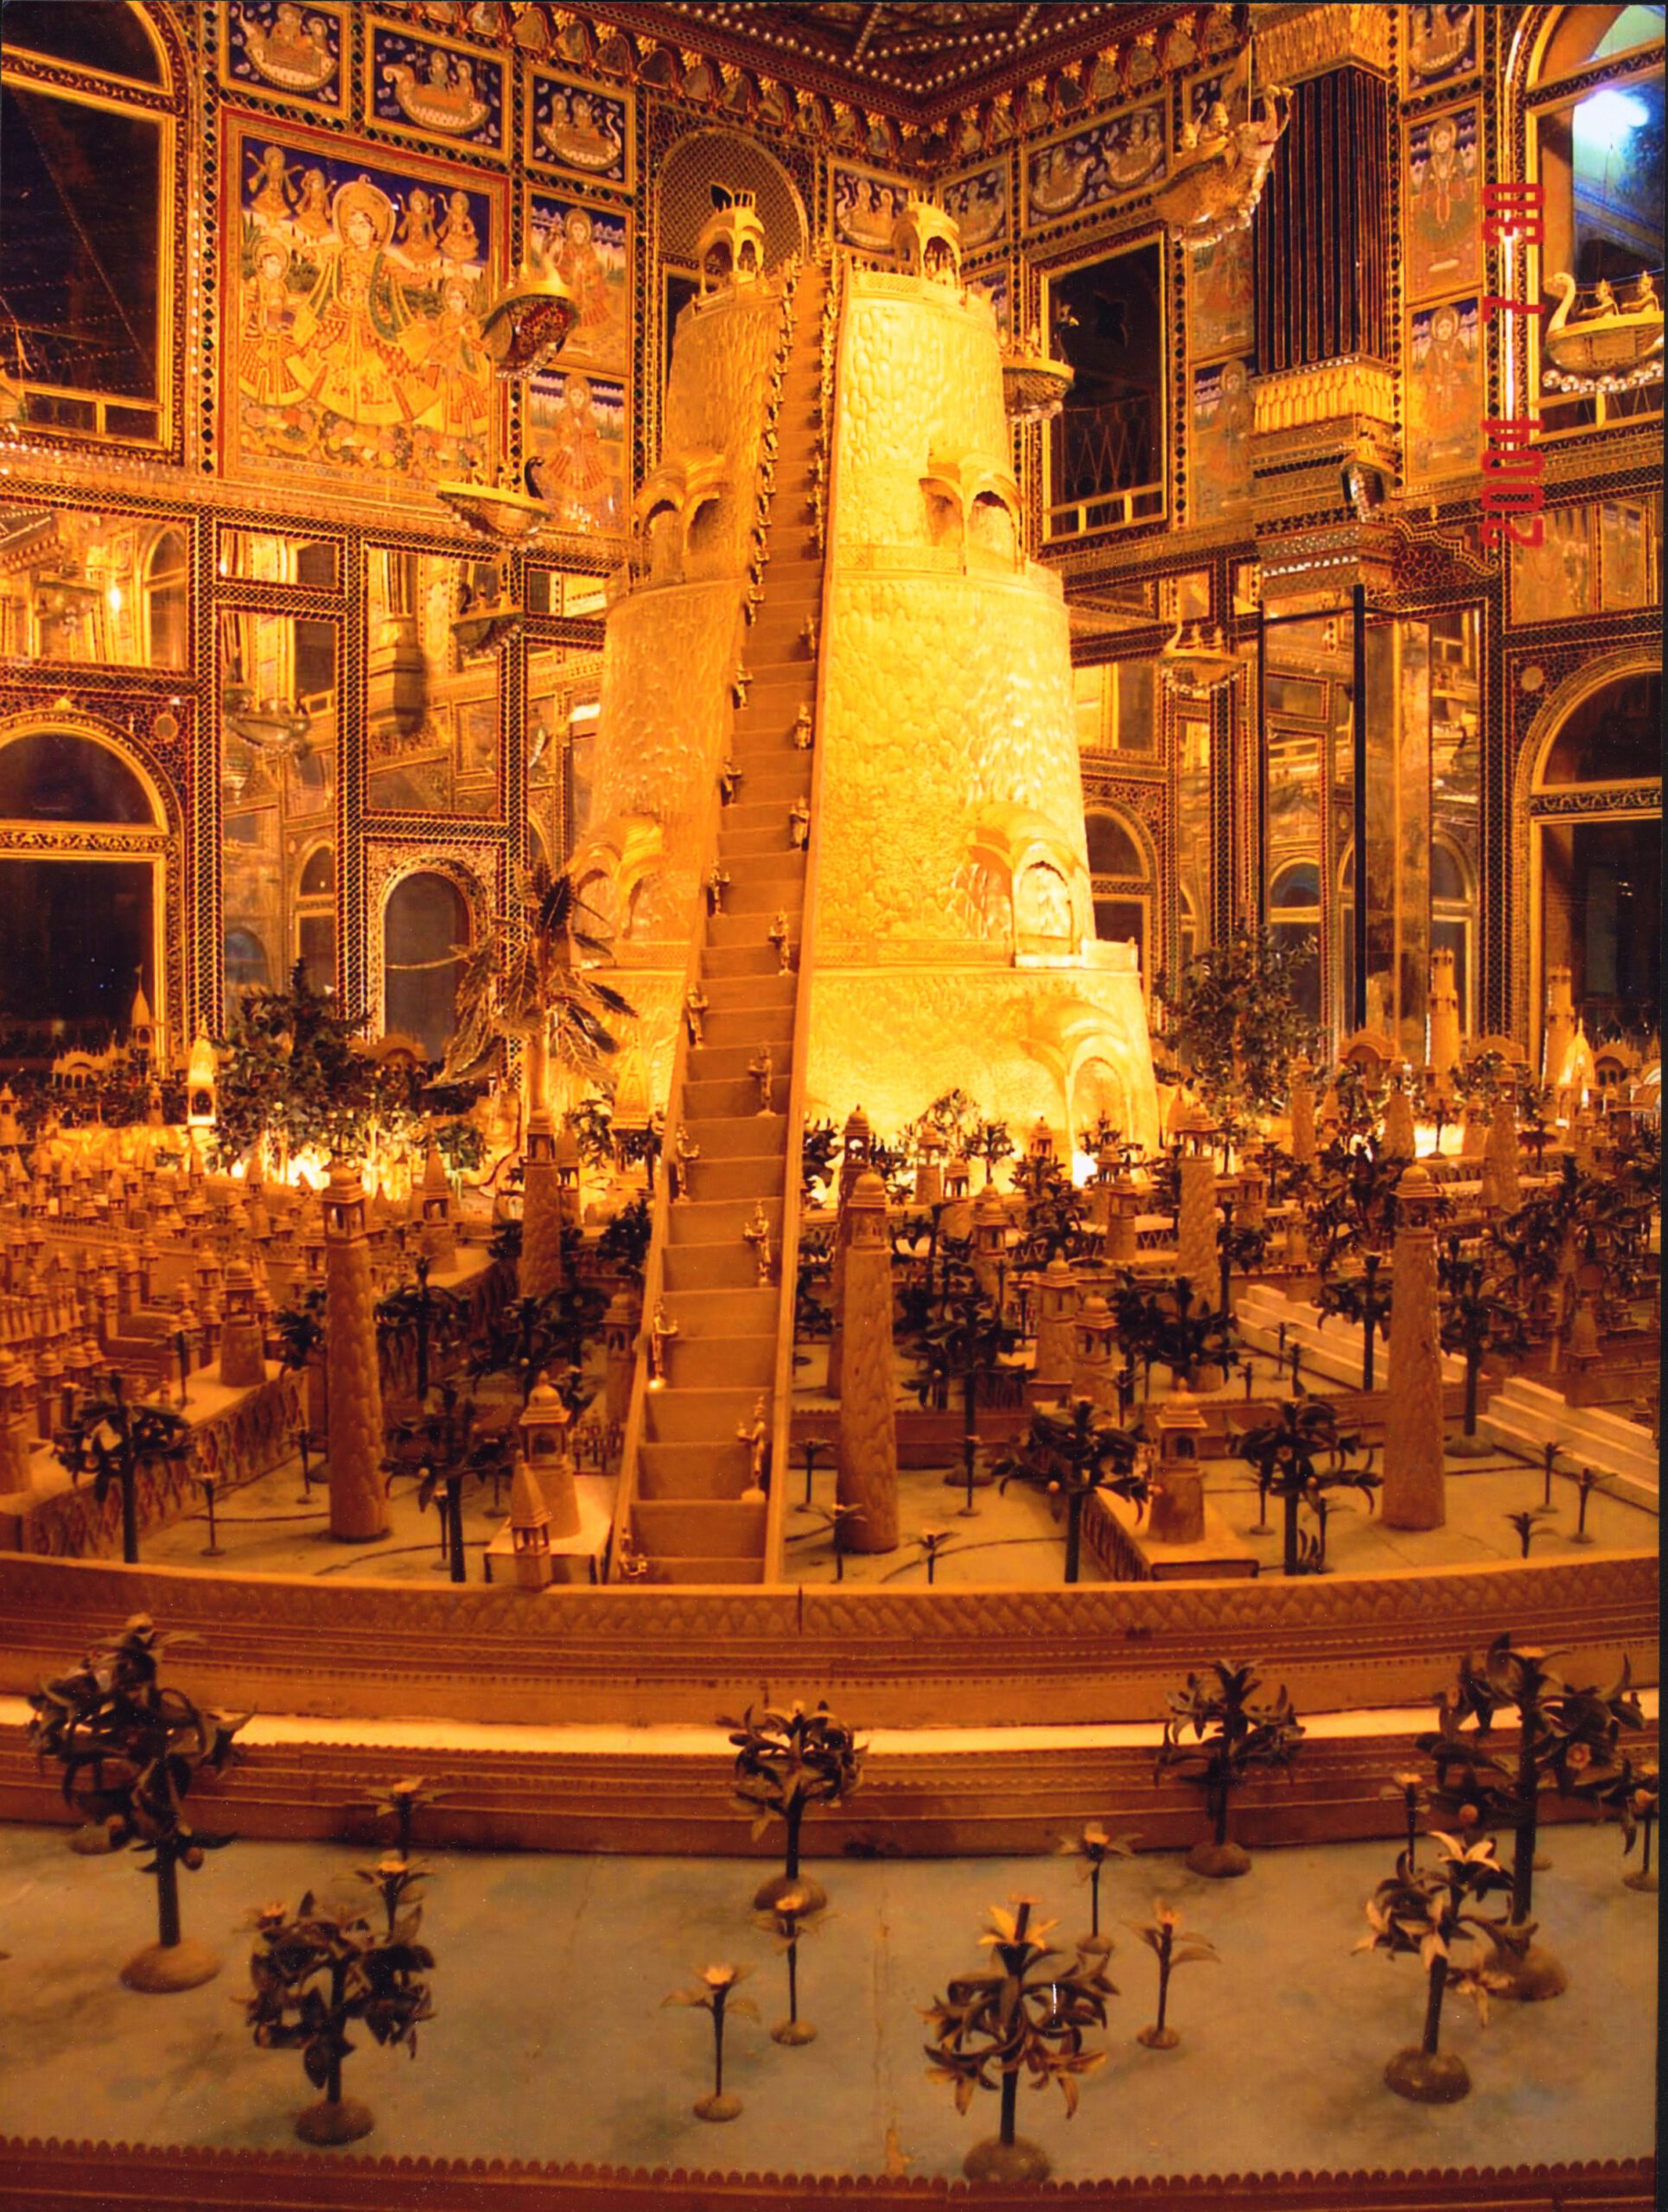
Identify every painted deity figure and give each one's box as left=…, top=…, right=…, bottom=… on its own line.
left=533, top=375, right=618, bottom=531
left=437, top=189, right=480, bottom=265
left=241, top=236, right=313, bottom=410
left=292, top=175, right=426, bottom=432
left=248, top=144, right=297, bottom=226
left=555, top=207, right=618, bottom=354
left=419, top=276, right=490, bottom=454
left=397, top=186, right=440, bottom=268
left=294, top=167, right=332, bottom=241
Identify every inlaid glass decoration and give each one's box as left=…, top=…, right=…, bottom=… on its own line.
left=1025, top=102, right=1166, bottom=228
left=221, top=2, right=348, bottom=117
left=370, top=21, right=507, bottom=156
left=526, top=70, right=631, bottom=188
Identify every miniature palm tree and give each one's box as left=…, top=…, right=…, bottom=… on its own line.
left=54, top=1373, right=190, bottom=1567
left=1420, top=1634, right=1642, bottom=1999
left=274, top=1287, right=328, bottom=1432
left=360, top=1775, right=447, bottom=1862
left=1234, top=1397, right=1374, bottom=1579
left=439, top=861, right=633, bottom=1102
left=922, top=1896, right=1115, bottom=2183
left=663, top=1961, right=755, bottom=2121
left=376, top=1255, right=462, bottom=1405
left=385, top=1381, right=509, bottom=1584
left=753, top=1884, right=824, bottom=2045
left=28, top=1613, right=245, bottom=1989
left=1440, top=1262, right=1528, bottom=1455
left=1156, top=1659, right=1304, bottom=1877
left=1357, top=1833, right=1514, bottom=2103
left=971, top=1116, right=1015, bottom=1189
left=1618, top=1764, right=1658, bottom=1893
left=246, top=1864, right=434, bottom=2144
left=1315, top=1249, right=1391, bottom=1390
left=1381, top=1770, right=1428, bottom=1872
left=723, top=1698, right=864, bottom=1911
left=995, top=1400, right=1148, bottom=1585
left=1055, top=1821, right=1139, bottom=1952
left=1505, top=1505, right=1555, bottom=1558
left=1127, top=1900, right=1218, bottom=2049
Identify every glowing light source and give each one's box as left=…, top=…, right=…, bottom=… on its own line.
left=1577, top=86, right=1652, bottom=149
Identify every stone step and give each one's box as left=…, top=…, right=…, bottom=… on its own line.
left=661, top=1238, right=768, bottom=1294
left=643, top=1383, right=763, bottom=1443
left=697, top=1009, right=797, bottom=1052
left=717, top=822, right=811, bottom=860
left=632, top=1497, right=767, bottom=1560
left=640, top=1554, right=767, bottom=1584
left=714, top=795, right=810, bottom=837
left=666, top=1195, right=786, bottom=1249
left=637, top=1439, right=754, bottom=1500
left=722, top=871, right=808, bottom=918
left=661, top=1330, right=777, bottom=1389
left=697, top=973, right=797, bottom=1014
left=662, top=1286, right=780, bottom=1338
left=688, top=1039, right=792, bottom=1082
left=701, top=944, right=792, bottom=981
left=684, top=1112, right=790, bottom=1160
left=683, top=1071, right=790, bottom=1119
left=707, top=910, right=799, bottom=952
left=678, top=1153, right=786, bottom=1204
left=1479, top=1376, right=1658, bottom=1505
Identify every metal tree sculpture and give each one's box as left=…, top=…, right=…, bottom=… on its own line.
left=923, top=1896, right=1115, bottom=2184
left=384, top=1381, right=511, bottom=1585
left=1315, top=1249, right=1391, bottom=1391
left=375, top=1254, right=462, bottom=1406
left=1127, top=1900, right=1219, bottom=2050
left=1234, top=1396, right=1377, bottom=1578
left=995, top=1399, right=1149, bottom=1585
left=1055, top=1820, right=1140, bottom=1952
left=1439, top=1262, right=1528, bottom=1455
left=1156, top=1660, right=1304, bottom=1878
left=246, top=1864, right=434, bottom=2145
left=722, top=1698, right=864, bottom=1912
left=1358, top=1833, right=1514, bottom=2104
left=54, top=1373, right=191, bottom=1567
left=28, top=1613, right=245, bottom=1990
left=1419, top=1634, right=1641, bottom=1999
left=664, top=1962, right=756, bottom=2122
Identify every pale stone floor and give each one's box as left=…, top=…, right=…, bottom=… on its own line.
left=0, top=1820, right=1652, bottom=2180
left=128, top=1336, right=1656, bottom=1587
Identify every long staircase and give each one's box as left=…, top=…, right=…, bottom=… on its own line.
left=627, top=255, right=829, bottom=1582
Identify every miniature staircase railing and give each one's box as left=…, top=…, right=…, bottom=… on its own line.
left=611, top=253, right=831, bottom=1585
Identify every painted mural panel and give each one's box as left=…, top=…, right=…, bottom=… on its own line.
left=1511, top=504, right=1598, bottom=623
left=967, top=266, right=1012, bottom=343
left=369, top=21, right=507, bottom=157
left=1187, top=357, right=1253, bottom=522
left=1025, top=103, right=1166, bottom=229
left=831, top=167, right=914, bottom=254
left=1600, top=499, right=1657, bottom=609
left=228, top=124, right=499, bottom=486
left=527, top=371, right=627, bottom=536
left=1404, top=297, right=1480, bottom=480
left=528, top=194, right=629, bottom=372
left=526, top=71, right=632, bottom=188
left=1187, top=225, right=1252, bottom=357
left=220, top=2, right=349, bottom=117
left=939, top=163, right=1008, bottom=254
left=1405, top=106, right=1480, bottom=301
left=1404, top=3, right=1479, bottom=93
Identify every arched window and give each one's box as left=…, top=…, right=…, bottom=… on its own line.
left=1270, top=860, right=1323, bottom=1030
left=384, top=872, right=471, bottom=1062
left=1085, top=804, right=1151, bottom=987
left=1430, top=836, right=1476, bottom=1037
left=223, top=927, right=269, bottom=993
left=296, top=842, right=336, bottom=997
left=1525, top=5, right=1664, bottom=439
left=0, top=2, right=175, bottom=444
left=143, top=528, right=188, bottom=670
left=0, top=721, right=165, bottom=1040
left=1531, top=667, right=1661, bottom=1049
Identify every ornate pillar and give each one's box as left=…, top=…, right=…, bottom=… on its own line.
left=323, top=1160, right=388, bottom=1543
left=1032, top=1259, right=1079, bottom=1397
left=519, top=1109, right=564, bottom=1302
left=1382, top=1163, right=1445, bottom=1531
left=835, top=1172, right=899, bottom=1554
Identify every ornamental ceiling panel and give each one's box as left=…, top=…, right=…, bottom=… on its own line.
left=585, top=2, right=1194, bottom=121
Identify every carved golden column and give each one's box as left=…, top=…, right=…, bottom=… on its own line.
left=1175, top=1125, right=1219, bottom=1311
left=519, top=1110, right=564, bottom=1302
left=1382, top=1163, right=1445, bottom=1532
left=1032, top=1258, right=1079, bottom=1398
left=322, top=1160, right=388, bottom=1544
left=835, top=1172, right=899, bottom=1553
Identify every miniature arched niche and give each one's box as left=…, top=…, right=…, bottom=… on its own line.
left=1072, top=1054, right=1130, bottom=1145
left=383, top=869, right=472, bottom=1063
left=968, top=487, right=1017, bottom=562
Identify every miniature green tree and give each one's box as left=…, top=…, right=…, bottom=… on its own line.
left=359, top=1775, right=447, bottom=1862
left=28, top=1614, right=245, bottom=1990
left=1315, top=1249, right=1391, bottom=1391
left=383, top=1382, right=509, bottom=1584
left=53, top=1373, right=191, bottom=1568
left=1155, top=925, right=1315, bottom=1122
left=971, top=1116, right=1015, bottom=1189
left=375, top=1254, right=462, bottom=1406
left=1357, top=1833, right=1514, bottom=2103
left=923, top=1896, right=1115, bottom=2183
left=1234, top=1397, right=1376, bottom=1579
left=723, top=1699, right=864, bottom=1911
left=246, top=1862, right=434, bottom=2145
left=995, top=1400, right=1149, bottom=1585
left=664, top=1962, right=755, bottom=2122
left=1055, top=1820, right=1140, bottom=1953
left=1155, top=1660, right=1304, bottom=1877
left=1127, top=1900, right=1218, bottom=2049
left=1417, top=1634, right=1642, bottom=1999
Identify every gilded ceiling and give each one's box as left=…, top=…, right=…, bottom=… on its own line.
left=583, top=2, right=1194, bottom=120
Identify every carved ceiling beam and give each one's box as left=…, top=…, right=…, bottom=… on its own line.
left=1248, top=2, right=1392, bottom=84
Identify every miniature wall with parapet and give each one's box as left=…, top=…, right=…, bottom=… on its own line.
left=810, top=264, right=1159, bottom=1147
